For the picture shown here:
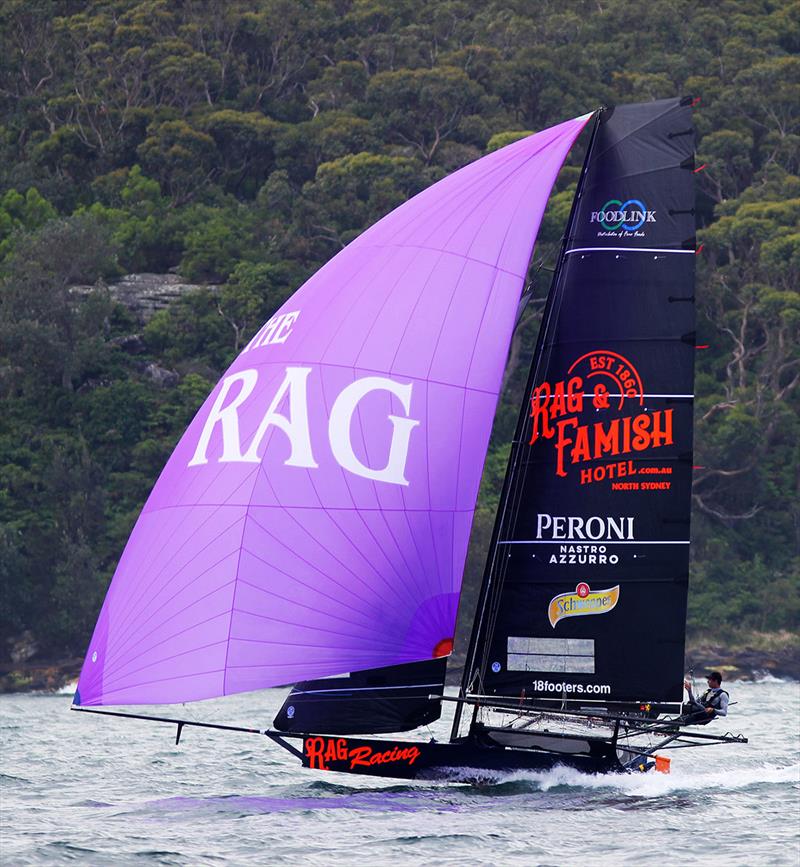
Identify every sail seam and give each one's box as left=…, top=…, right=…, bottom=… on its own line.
left=235, top=357, right=509, bottom=397
left=234, top=570, right=383, bottom=631
left=109, top=461, right=262, bottom=656
left=356, top=128, right=562, bottom=255
left=102, top=510, right=249, bottom=665
left=97, top=569, right=238, bottom=677
left=246, top=486, right=407, bottom=608
left=314, top=368, right=425, bottom=608
left=566, top=247, right=694, bottom=255
left=358, top=242, right=530, bottom=279
left=222, top=513, right=249, bottom=695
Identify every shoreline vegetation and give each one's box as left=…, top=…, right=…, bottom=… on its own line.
left=2, top=632, right=798, bottom=695
left=1, top=2, right=797, bottom=679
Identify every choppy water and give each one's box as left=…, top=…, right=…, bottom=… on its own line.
left=1, top=680, right=798, bottom=865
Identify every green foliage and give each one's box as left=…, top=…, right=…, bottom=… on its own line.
left=85, top=165, right=176, bottom=271
left=137, top=120, right=218, bottom=205
left=0, top=188, right=57, bottom=261
left=366, top=65, right=488, bottom=163
left=486, top=130, right=534, bottom=153
left=178, top=204, right=256, bottom=282
left=0, top=0, right=797, bottom=659
left=299, top=151, right=441, bottom=248
left=203, top=110, right=281, bottom=198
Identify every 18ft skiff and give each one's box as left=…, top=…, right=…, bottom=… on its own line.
left=73, top=97, right=747, bottom=780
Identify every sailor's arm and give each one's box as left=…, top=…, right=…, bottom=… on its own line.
left=716, top=691, right=728, bottom=717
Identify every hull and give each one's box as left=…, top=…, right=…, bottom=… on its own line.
left=272, top=729, right=624, bottom=781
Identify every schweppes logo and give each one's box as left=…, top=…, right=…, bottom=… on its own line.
left=548, top=582, right=620, bottom=628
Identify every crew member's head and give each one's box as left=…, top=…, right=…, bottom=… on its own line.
left=707, top=671, right=722, bottom=687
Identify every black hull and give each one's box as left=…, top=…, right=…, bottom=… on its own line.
left=271, top=729, right=625, bottom=781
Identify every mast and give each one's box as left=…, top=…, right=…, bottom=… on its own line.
left=451, top=110, right=603, bottom=740
left=453, top=97, right=697, bottom=736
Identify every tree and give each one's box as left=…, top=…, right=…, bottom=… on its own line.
left=298, top=151, right=439, bottom=249
left=0, top=214, right=119, bottom=393
left=0, top=187, right=57, bottom=261
left=137, top=119, right=217, bottom=205
left=366, top=66, right=488, bottom=164
left=203, top=109, right=280, bottom=197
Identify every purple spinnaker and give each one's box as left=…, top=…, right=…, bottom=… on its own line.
left=76, top=114, right=592, bottom=706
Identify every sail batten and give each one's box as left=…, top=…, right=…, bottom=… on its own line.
left=76, top=114, right=592, bottom=707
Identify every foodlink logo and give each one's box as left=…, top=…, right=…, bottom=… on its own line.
left=590, top=198, right=656, bottom=231
left=548, top=582, right=620, bottom=628
left=304, top=736, right=421, bottom=771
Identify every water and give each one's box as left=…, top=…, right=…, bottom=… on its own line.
left=2, top=680, right=798, bottom=865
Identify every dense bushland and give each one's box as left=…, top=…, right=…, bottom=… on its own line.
left=1, top=0, right=797, bottom=659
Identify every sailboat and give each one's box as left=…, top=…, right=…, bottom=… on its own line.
left=73, top=97, right=746, bottom=780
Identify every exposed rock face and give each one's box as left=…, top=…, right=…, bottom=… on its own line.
left=7, top=631, right=38, bottom=664
left=72, top=273, right=220, bottom=323
left=686, top=639, right=800, bottom=682
left=108, top=273, right=220, bottom=322
left=144, top=362, right=179, bottom=388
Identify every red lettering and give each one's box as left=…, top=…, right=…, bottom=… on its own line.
left=579, top=460, right=637, bottom=486
left=405, top=746, right=421, bottom=765
left=529, top=383, right=553, bottom=443
left=567, top=377, right=583, bottom=412
left=554, top=418, right=578, bottom=477
left=652, top=409, right=673, bottom=448
left=591, top=355, right=614, bottom=370
left=348, top=746, right=372, bottom=768
left=324, top=739, right=338, bottom=764
left=571, top=424, right=591, bottom=464
left=305, top=737, right=327, bottom=770
left=593, top=418, right=619, bottom=458
left=347, top=744, right=422, bottom=769
left=632, top=413, right=651, bottom=450
left=530, top=353, right=675, bottom=481
left=551, top=381, right=567, bottom=418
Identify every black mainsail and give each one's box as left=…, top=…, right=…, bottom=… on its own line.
left=455, top=97, right=698, bottom=726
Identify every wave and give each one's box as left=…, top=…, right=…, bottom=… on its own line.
left=739, top=672, right=798, bottom=684
left=492, top=761, right=800, bottom=797
left=56, top=679, right=78, bottom=695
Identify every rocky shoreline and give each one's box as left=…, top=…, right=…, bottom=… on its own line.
left=2, top=637, right=797, bottom=695
left=0, top=658, right=84, bottom=694
left=684, top=639, right=800, bottom=683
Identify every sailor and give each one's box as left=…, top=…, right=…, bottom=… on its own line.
left=681, top=671, right=729, bottom=725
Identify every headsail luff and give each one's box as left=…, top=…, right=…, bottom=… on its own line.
left=459, top=97, right=696, bottom=714
left=76, top=114, right=593, bottom=707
